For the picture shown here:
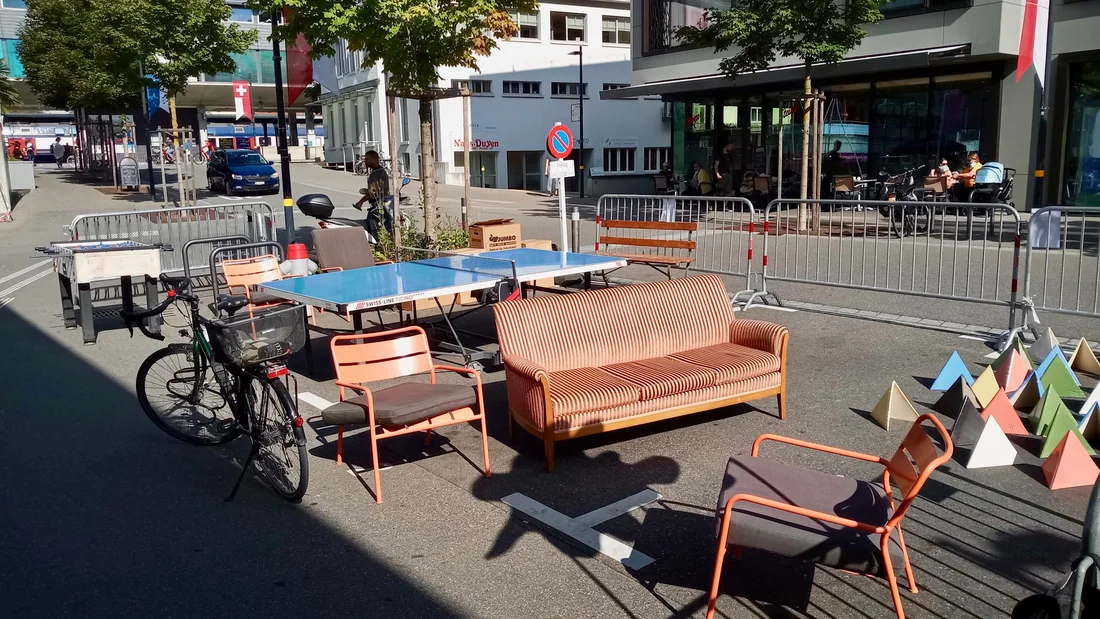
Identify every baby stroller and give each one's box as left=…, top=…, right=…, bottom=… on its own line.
left=1013, top=478, right=1100, bottom=618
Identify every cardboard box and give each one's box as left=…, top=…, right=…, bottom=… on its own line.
left=400, top=248, right=480, bottom=311
left=469, top=218, right=521, bottom=251
left=522, top=239, right=556, bottom=288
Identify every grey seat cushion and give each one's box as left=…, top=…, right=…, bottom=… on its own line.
left=248, top=291, right=287, bottom=306
left=716, top=455, right=905, bottom=575
left=321, top=382, right=478, bottom=427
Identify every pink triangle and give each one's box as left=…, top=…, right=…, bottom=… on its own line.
left=980, top=388, right=1028, bottom=436
left=1043, top=433, right=1100, bottom=490
left=994, top=351, right=1029, bottom=393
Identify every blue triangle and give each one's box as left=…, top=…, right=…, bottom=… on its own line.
left=931, top=351, right=974, bottom=391
left=1036, top=347, right=1081, bottom=387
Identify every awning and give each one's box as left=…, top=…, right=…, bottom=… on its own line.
left=600, top=44, right=973, bottom=100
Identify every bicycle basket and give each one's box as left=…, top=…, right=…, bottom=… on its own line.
left=208, top=304, right=306, bottom=367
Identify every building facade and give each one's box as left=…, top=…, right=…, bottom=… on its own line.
left=605, top=0, right=1100, bottom=209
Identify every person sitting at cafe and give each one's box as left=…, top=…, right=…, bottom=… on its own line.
left=686, top=162, right=713, bottom=196
left=933, top=158, right=957, bottom=188
left=952, top=152, right=982, bottom=200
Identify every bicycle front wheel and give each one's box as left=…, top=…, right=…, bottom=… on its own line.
left=247, top=377, right=308, bottom=501
left=136, top=347, right=241, bottom=445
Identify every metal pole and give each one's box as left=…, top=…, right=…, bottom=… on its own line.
left=272, top=8, right=295, bottom=245
left=138, top=68, right=156, bottom=199
left=463, top=91, right=471, bottom=229
left=577, top=46, right=585, bottom=199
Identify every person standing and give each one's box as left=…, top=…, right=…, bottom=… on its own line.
left=50, top=137, right=65, bottom=169
left=544, top=157, right=558, bottom=197
left=26, top=143, right=34, bottom=163
left=715, top=142, right=735, bottom=196
left=353, top=150, right=393, bottom=235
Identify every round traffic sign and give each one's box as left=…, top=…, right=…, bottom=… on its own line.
left=546, top=125, right=574, bottom=159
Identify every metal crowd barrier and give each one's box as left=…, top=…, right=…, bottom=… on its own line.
left=594, top=194, right=758, bottom=300
left=1019, top=206, right=1100, bottom=332
left=66, top=203, right=276, bottom=275
left=755, top=198, right=1022, bottom=333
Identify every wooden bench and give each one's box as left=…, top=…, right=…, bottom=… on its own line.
left=597, top=219, right=697, bottom=281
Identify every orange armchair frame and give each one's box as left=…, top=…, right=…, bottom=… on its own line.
left=221, top=254, right=288, bottom=315
left=328, top=326, right=490, bottom=503
left=706, top=413, right=953, bottom=619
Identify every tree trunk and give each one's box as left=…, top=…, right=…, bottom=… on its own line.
left=418, top=97, right=435, bottom=240
left=798, top=63, right=811, bottom=231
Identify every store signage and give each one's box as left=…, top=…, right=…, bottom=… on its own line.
left=604, top=137, right=637, bottom=148
left=454, top=138, right=500, bottom=150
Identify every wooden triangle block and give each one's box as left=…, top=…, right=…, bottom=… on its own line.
left=993, top=335, right=1034, bottom=371
left=971, top=366, right=1000, bottom=408
left=1031, top=327, right=1059, bottom=362
left=994, top=350, right=1029, bottom=393
left=980, top=388, right=1027, bottom=436
left=1010, top=371, right=1045, bottom=410
left=931, top=351, right=974, bottom=391
left=933, top=377, right=980, bottom=418
left=1030, top=385, right=1066, bottom=436
left=871, top=381, right=920, bottom=431
left=1039, top=406, right=1096, bottom=459
left=1043, top=433, right=1100, bottom=490
left=1037, top=349, right=1085, bottom=398
left=1078, top=405, right=1100, bottom=446
left=1069, top=338, right=1100, bottom=376
left=1080, top=383, right=1100, bottom=417
left=966, top=416, right=1018, bottom=469
left=951, top=400, right=987, bottom=451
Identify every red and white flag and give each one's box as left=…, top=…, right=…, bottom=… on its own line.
left=233, top=81, right=253, bottom=121
left=1016, top=0, right=1050, bottom=86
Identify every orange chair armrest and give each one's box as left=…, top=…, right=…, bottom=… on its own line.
left=334, top=381, right=369, bottom=396
left=320, top=266, right=344, bottom=272
left=434, top=364, right=483, bottom=384
left=751, top=434, right=888, bottom=466
left=721, top=493, right=886, bottom=535
left=375, top=260, right=394, bottom=265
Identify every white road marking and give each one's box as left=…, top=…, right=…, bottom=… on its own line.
left=0, top=297, right=12, bottom=309
left=0, top=259, right=52, bottom=285
left=739, top=304, right=798, bottom=313
left=502, top=490, right=659, bottom=570
left=984, top=351, right=1000, bottom=359
left=0, top=267, right=53, bottom=297
left=298, top=391, right=335, bottom=411
left=958, top=335, right=991, bottom=342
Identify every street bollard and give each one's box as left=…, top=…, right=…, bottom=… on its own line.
left=461, top=197, right=468, bottom=231
left=570, top=208, right=581, bottom=254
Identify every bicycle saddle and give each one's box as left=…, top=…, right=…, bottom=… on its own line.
left=216, top=294, right=250, bottom=316
left=161, top=274, right=191, bottom=292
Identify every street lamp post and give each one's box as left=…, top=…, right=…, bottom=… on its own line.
left=570, top=47, right=584, bottom=199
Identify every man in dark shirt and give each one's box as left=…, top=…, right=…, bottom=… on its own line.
left=353, top=150, right=393, bottom=234
left=714, top=143, right=735, bottom=196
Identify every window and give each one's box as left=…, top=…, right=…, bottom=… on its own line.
left=452, top=79, right=493, bottom=95
left=2, top=0, right=27, bottom=8
left=1064, top=61, right=1100, bottom=205
left=550, top=12, right=585, bottom=42
left=603, top=83, right=631, bottom=91
left=603, top=148, right=636, bottom=172
left=602, top=16, right=630, bottom=45
left=551, top=82, right=588, bottom=98
left=509, top=11, right=539, bottom=39
left=879, top=0, right=970, bottom=17
left=0, top=39, right=23, bottom=77
left=229, top=6, right=254, bottom=22
left=503, top=81, right=541, bottom=96
left=643, top=147, right=670, bottom=171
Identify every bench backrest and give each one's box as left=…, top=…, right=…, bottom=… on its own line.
left=493, top=274, right=735, bottom=372
left=599, top=220, right=697, bottom=261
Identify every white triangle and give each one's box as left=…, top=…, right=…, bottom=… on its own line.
left=1030, top=328, right=1059, bottom=362
left=1080, top=384, right=1100, bottom=418
left=966, top=416, right=1018, bottom=469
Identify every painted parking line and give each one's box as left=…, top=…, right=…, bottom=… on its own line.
left=0, top=259, right=52, bottom=285
left=958, top=335, right=991, bottom=343
left=298, top=391, right=335, bottom=411
left=0, top=267, right=53, bottom=298
left=502, top=490, right=659, bottom=570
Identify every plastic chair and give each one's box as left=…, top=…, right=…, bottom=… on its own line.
left=321, top=326, right=491, bottom=503
left=311, top=228, right=393, bottom=326
left=221, top=254, right=288, bottom=315
left=706, top=413, right=953, bottom=619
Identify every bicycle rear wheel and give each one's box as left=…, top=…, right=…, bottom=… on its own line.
left=136, top=347, right=241, bottom=445
left=247, top=377, right=308, bottom=501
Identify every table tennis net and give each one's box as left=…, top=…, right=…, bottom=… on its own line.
left=399, top=247, right=518, bottom=280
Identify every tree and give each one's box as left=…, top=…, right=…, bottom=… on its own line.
left=0, top=60, right=21, bottom=111
left=679, top=0, right=885, bottom=227
left=255, top=0, right=536, bottom=237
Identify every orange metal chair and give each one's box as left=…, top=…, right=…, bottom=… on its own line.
left=706, top=413, right=953, bottom=619
left=221, top=254, right=289, bottom=315
left=322, top=326, right=491, bottom=503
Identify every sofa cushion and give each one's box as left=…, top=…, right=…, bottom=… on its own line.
left=546, top=367, right=641, bottom=416
left=321, top=382, right=478, bottom=427
left=602, top=357, right=717, bottom=400
left=671, top=343, right=781, bottom=385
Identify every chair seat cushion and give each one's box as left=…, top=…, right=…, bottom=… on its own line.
left=716, top=455, right=904, bottom=575
left=602, top=356, right=717, bottom=400
left=248, top=291, right=288, bottom=306
left=321, top=382, right=478, bottom=427
left=546, top=367, right=641, bottom=416
left=672, top=343, right=781, bottom=385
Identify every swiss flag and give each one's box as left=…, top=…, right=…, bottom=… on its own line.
left=1016, top=0, right=1050, bottom=86
left=233, top=81, right=253, bottom=121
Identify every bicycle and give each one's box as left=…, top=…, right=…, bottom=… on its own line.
left=120, top=274, right=309, bottom=502
left=870, top=166, right=931, bottom=238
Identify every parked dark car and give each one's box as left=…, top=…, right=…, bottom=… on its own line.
left=206, top=149, right=279, bottom=195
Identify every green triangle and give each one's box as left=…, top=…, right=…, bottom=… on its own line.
left=1030, top=385, right=1065, bottom=435
left=1040, top=355, right=1085, bottom=398
left=994, top=336, right=1034, bottom=371
left=1039, top=406, right=1096, bottom=458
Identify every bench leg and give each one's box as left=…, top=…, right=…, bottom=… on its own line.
left=544, top=433, right=555, bottom=473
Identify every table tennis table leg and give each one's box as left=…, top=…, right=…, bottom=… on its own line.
left=584, top=272, right=592, bottom=290
left=434, top=297, right=473, bottom=367
left=303, top=305, right=315, bottom=376
left=352, top=312, right=363, bottom=332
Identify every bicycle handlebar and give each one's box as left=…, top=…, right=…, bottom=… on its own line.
left=118, top=273, right=196, bottom=341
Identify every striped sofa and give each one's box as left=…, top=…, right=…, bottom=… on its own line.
left=493, top=274, right=790, bottom=472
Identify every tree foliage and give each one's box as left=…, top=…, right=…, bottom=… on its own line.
left=677, top=0, right=885, bottom=80
left=19, top=0, right=255, bottom=110
left=0, top=60, right=21, bottom=111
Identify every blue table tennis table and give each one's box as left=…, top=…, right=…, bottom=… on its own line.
left=258, top=248, right=626, bottom=368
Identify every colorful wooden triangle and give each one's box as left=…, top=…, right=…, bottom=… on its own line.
left=1079, top=405, right=1100, bottom=446
left=931, top=351, right=974, bottom=391
left=966, top=416, right=1018, bottom=469
left=1010, top=371, right=1045, bottom=410
left=1069, top=338, right=1100, bottom=376
left=871, top=381, right=920, bottom=431
left=1031, top=327, right=1059, bottom=362
left=1030, top=385, right=1066, bottom=436
left=1039, top=406, right=1096, bottom=459
left=933, top=377, right=980, bottom=418
left=1043, top=432, right=1100, bottom=490
left=993, top=350, right=1029, bottom=393
left=971, top=366, right=1000, bottom=408
left=980, top=388, right=1027, bottom=436
left=1080, top=383, right=1100, bottom=417
left=1037, top=348, right=1084, bottom=398
left=993, top=335, right=1033, bottom=371
left=951, top=400, right=987, bottom=451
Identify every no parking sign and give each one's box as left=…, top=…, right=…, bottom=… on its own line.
left=546, top=125, right=574, bottom=160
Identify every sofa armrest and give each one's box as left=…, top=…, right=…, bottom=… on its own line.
left=730, top=319, right=789, bottom=357
left=502, top=354, right=552, bottom=432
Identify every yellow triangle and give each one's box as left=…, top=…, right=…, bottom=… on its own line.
left=972, top=366, right=999, bottom=408
left=871, top=381, right=918, bottom=431
left=1069, top=338, right=1100, bottom=376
